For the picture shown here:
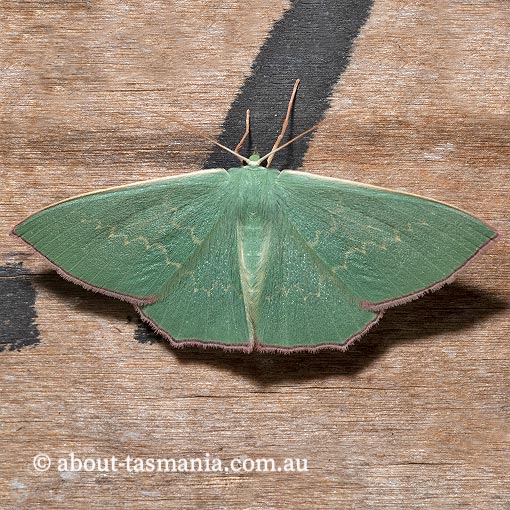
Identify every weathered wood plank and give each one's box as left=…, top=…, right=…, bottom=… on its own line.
left=1, top=1, right=508, bottom=509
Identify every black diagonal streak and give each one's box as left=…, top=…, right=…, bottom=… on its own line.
left=137, top=0, right=373, bottom=343
left=205, top=0, right=373, bottom=170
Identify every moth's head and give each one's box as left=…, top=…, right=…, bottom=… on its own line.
left=246, top=149, right=262, bottom=167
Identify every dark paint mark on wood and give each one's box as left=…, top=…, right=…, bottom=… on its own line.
left=134, top=318, right=161, bottom=345
left=0, top=266, right=40, bottom=352
left=0, top=262, right=33, bottom=277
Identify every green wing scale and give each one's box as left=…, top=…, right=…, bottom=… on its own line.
left=12, top=166, right=498, bottom=352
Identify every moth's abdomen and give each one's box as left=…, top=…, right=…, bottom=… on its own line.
left=238, top=214, right=269, bottom=296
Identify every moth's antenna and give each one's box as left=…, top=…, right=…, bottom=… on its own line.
left=145, top=110, right=251, bottom=165
left=266, top=79, right=300, bottom=167
left=234, top=109, right=250, bottom=154
left=255, top=124, right=318, bottom=167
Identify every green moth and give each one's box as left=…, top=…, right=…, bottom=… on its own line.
left=11, top=87, right=498, bottom=353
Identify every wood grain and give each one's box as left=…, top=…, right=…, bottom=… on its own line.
left=1, top=1, right=509, bottom=508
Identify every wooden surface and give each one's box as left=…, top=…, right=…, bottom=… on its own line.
left=1, top=1, right=509, bottom=508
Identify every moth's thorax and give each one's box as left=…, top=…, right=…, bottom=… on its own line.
left=227, top=166, right=279, bottom=220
